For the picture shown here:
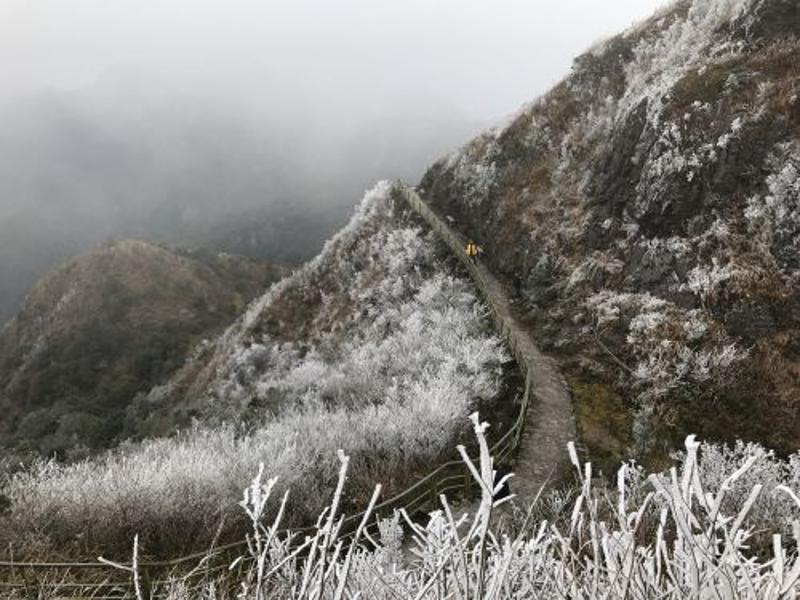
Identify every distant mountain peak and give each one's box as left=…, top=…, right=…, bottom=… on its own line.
left=0, top=239, right=285, bottom=459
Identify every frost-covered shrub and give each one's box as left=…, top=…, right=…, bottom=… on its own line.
left=587, top=291, right=746, bottom=398
left=683, top=259, right=733, bottom=299
left=149, top=423, right=800, bottom=600
left=1, top=183, right=508, bottom=557
left=440, top=133, right=501, bottom=206
left=7, top=380, right=483, bottom=555
left=566, top=252, right=625, bottom=290
left=745, top=142, right=800, bottom=273
left=193, top=190, right=506, bottom=426
left=678, top=438, right=800, bottom=537
left=621, top=0, right=752, bottom=124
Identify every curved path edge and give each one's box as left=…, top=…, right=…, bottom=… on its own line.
left=399, top=183, right=577, bottom=502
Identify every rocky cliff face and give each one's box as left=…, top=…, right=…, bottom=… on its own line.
left=420, top=0, right=800, bottom=464
left=0, top=240, right=284, bottom=458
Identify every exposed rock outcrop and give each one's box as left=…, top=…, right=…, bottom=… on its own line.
left=420, top=0, right=800, bottom=464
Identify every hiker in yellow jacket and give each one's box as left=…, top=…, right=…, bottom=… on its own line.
left=465, top=241, right=479, bottom=263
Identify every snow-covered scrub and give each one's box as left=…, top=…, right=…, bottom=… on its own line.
left=420, top=0, right=800, bottom=455
left=586, top=291, right=746, bottom=399
left=0, top=183, right=508, bottom=557
left=745, top=141, right=800, bottom=275
left=682, top=258, right=737, bottom=301
left=441, top=132, right=501, bottom=207
left=620, top=0, right=754, bottom=125
left=674, top=438, right=800, bottom=538
left=109, top=417, right=800, bottom=599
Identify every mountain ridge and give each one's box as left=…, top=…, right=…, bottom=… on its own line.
left=0, top=238, right=286, bottom=458
left=419, top=0, right=799, bottom=464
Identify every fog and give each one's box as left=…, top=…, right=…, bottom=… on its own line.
left=0, top=0, right=667, bottom=323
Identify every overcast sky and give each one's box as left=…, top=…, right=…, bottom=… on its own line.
left=0, top=0, right=671, bottom=323
left=1, top=0, right=668, bottom=124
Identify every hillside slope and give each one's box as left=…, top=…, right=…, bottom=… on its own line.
left=130, top=183, right=512, bottom=436
left=1, top=183, right=511, bottom=557
left=0, top=240, right=285, bottom=458
left=421, top=0, right=799, bottom=463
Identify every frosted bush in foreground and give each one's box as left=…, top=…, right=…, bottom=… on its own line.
left=131, top=416, right=800, bottom=599
left=679, top=439, right=800, bottom=537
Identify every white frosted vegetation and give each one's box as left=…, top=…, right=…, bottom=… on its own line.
left=217, top=181, right=401, bottom=353
left=566, top=252, right=625, bottom=291
left=746, top=142, right=800, bottom=275
left=429, top=0, right=795, bottom=416
left=439, top=0, right=763, bottom=220
left=621, top=0, right=752, bottom=125
left=682, top=258, right=736, bottom=300
left=208, top=187, right=505, bottom=413
left=441, top=133, right=501, bottom=207
left=587, top=291, right=746, bottom=399
left=678, top=438, right=800, bottom=536
left=150, top=422, right=800, bottom=599
left=2, top=183, right=508, bottom=553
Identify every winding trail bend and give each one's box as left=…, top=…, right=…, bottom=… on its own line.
left=401, top=184, right=577, bottom=504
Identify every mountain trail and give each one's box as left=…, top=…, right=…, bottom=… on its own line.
left=401, top=184, right=576, bottom=506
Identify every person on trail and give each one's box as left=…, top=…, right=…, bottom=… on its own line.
left=465, top=241, right=478, bottom=263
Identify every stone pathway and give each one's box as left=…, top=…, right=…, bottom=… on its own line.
left=402, top=185, right=576, bottom=506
